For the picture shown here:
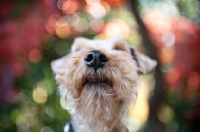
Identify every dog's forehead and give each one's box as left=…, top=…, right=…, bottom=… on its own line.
left=87, top=39, right=114, bottom=51
left=71, top=36, right=129, bottom=53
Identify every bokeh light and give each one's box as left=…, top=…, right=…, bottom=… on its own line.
left=68, top=13, right=80, bottom=26
left=41, top=126, right=55, bottom=132
left=103, top=19, right=130, bottom=38
left=75, top=17, right=89, bottom=32
left=90, top=19, right=104, bottom=32
left=107, top=0, right=122, bottom=7
left=157, top=104, right=174, bottom=123
left=57, top=0, right=78, bottom=14
left=86, top=2, right=106, bottom=19
left=62, top=0, right=78, bottom=14
left=56, top=15, right=70, bottom=26
left=55, top=40, right=70, bottom=55
left=17, top=91, right=29, bottom=103
left=55, top=25, right=71, bottom=38
left=46, top=104, right=57, bottom=118
left=144, top=9, right=172, bottom=34
left=28, top=49, right=42, bottom=63
left=48, top=14, right=61, bottom=27
left=33, top=87, right=48, bottom=104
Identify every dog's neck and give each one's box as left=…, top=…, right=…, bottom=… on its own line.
left=68, top=104, right=129, bottom=132
left=66, top=120, right=129, bottom=132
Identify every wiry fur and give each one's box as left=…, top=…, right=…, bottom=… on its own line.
left=51, top=36, right=156, bottom=132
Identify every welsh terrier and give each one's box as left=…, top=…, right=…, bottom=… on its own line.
left=51, top=36, right=157, bottom=132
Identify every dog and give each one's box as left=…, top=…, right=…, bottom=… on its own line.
left=51, top=36, right=157, bottom=132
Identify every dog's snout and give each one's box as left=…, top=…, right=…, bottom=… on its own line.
left=84, top=50, right=107, bottom=71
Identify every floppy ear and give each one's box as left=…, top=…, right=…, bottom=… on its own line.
left=133, top=48, right=157, bottom=74
left=51, top=56, right=70, bottom=85
left=110, top=36, right=157, bottom=74
left=51, top=56, right=67, bottom=75
left=51, top=56, right=70, bottom=97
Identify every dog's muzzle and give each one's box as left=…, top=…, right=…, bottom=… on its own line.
left=84, top=50, right=108, bottom=71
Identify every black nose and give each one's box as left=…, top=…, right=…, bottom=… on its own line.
left=84, top=50, right=108, bottom=71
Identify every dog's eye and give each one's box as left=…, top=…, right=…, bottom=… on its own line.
left=74, top=48, right=81, bottom=52
left=114, top=48, right=120, bottom=50
left=113, top=47, right=125, bottom=51
left=113, top=43, right=127, bottom=51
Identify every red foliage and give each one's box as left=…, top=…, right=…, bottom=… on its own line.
left=0, top=0, right=59, bottom=104
left=106, top=0, right=122, bottom=7
left=168, top=22, right=200, bottom=96
left=0, top=0, right=17, bottom=21
left=144, top=10, right=200, bottom=98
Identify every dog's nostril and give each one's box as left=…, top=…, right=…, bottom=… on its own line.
left=84, top=50, right=107, bottom=71
left=99, top=53, right=107, bottom=62
left=84, top=53, right=94, bottom=62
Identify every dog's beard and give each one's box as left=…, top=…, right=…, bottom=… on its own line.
left=64, top=64, right=138, bottom=131
left=76, top=82, right=121, bottom=131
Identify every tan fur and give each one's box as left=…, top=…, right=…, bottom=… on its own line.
left=51, top=36, right=156, bottom=132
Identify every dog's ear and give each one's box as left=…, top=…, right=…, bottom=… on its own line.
left=51, top=56, right=69, bottom=97
left=51, top=56, right=68, bottom=76
left=110, top=36, right=131, bottom=53
left=71, top=37, right=90, bottom=53
left=110, top=36, right=157, bottom=74
left=133, top=48, right=157, bottom=74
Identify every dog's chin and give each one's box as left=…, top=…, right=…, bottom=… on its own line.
left=84, top=75, right=113, bottom=88
left=77, top=78, right=119, bottom=131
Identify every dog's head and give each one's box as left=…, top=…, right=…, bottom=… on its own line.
left=51, top=36, right=156, bottom=131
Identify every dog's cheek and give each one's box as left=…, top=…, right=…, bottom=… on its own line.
left=70, top=50, right=91, bottom=68
left=110, top=55, right=138, bottom=103
left=111, top=52, right=137, bottom=74
left=106, top=51, right=138, bottom=84
left=55, top=75, right=66, bottom=85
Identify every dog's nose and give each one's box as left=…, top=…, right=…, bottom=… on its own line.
left=84, top=50, right=108, bottom=71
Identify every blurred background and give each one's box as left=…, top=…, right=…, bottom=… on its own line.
left=0, top=0, right=200, bottom=132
